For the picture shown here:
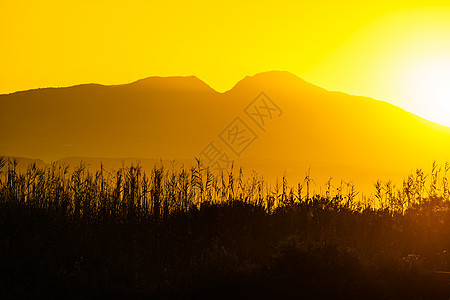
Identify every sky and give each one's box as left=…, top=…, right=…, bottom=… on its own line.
left=1, top=1, right=450, bottom=126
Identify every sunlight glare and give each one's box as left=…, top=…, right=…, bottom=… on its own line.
left=404, top=58, right=450, bottom=127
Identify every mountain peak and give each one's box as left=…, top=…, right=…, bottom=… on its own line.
left=128, top=75, right=217, bottom=94
left=245, top=70, right=303, bottom=81
left=227, top=71, right=326, bottom=94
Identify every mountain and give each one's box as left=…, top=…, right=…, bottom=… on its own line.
left=1, top=71, right=450, bottom=193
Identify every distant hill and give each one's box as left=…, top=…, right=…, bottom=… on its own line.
left=1, top=71, right=450, bottom=193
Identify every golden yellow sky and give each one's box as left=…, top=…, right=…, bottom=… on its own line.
left=2, top=1, right=450, bottom=126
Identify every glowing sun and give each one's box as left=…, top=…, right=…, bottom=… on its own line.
left=404, top=58, right=450, bottom=127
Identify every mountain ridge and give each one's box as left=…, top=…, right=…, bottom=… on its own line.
left=2, top=71, right=447, bottom=131
left=1, top=70, right=449, bottom=192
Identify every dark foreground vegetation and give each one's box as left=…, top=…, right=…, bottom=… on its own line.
left=1, top=157, right=450, bottom=299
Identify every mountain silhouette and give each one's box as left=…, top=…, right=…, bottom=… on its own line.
left=1, top=71, right=449, bottom=192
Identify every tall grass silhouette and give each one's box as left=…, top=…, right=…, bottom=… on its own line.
left=2, top=157, right=450, bottom=298
left=3, top=157, right=449, bottom=216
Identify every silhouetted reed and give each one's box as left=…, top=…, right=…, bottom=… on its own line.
left=1, top=157, right=449, bottom=220
left=3, top=157, right=450, bottom=298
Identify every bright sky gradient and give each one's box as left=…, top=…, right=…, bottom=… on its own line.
left=1, top=1, right=450, bottom=126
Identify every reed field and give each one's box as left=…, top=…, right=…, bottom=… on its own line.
left=2, top=157, right=450, bottom=298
